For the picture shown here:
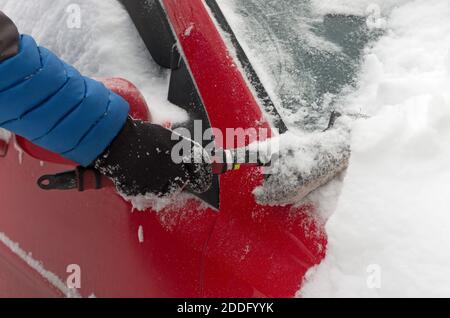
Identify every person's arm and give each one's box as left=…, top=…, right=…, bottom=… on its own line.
left=0, top=11, right=212, bottom=197
left=0, top=11, right=19, bottom=61
left=0, top=14, right=130, bottom=167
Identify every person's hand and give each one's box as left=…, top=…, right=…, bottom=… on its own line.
left=94, top=117, right=213, bottom=197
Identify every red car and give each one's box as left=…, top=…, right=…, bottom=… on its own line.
left=0, top=0, right=331, bottom=298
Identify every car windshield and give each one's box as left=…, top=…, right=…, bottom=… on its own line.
left=216, top=0, right=381, bottom=132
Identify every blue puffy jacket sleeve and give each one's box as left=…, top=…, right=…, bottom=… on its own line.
left=0, top=34, right=130, bottom=166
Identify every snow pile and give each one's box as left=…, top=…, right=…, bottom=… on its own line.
left=311, top=0, right=412, bottom=17
left=0, top=128, right=11, bottom=142
left=301, top=0, right=450, bottom=297
left=0, top=231, right=81, bottom=298
left=0, top=0, right=187, bottom=125
left=122, top=191, right=191, bottom=213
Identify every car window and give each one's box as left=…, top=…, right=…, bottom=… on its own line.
left=217, top=0, right=381, bottom=132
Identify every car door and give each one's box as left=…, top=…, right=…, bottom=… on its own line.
left=124, top=0, right=327, bottom=298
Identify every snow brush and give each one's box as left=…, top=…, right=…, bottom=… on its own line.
left=36, top=149, right=267, bottom=192
left=37, top=139, right=350, bottom=207
left=35, top=150, right=265, bottom=210
left=212, top=128, right=351, bottom=206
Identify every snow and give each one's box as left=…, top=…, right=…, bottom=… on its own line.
left=0, top=0, right=188, bottom=125
left=217, top=0, right=381, bottom=132
left=311, top=0, right=411, bottom=17
left=184, top=23, right=195, bottom=38
left=123, top=192, right=175, bottom=213
left=0, top=231, right=81, bottom=298
left=300, top=0, right=450, bottom=297
left=13, top=137, right=23, bottom=165
left=0, top=128, right=11, bottom=142
left=253, top=127, right=351, bottom=206
left=138, top=225, right=144, bottom=244
left=123, top=190, right=209, bottom=214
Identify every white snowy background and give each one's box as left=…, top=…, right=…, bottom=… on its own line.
left=1, top=0, right=450, bottom=297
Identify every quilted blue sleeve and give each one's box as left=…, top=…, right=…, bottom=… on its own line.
left=0, top=35, right=130, bottom=166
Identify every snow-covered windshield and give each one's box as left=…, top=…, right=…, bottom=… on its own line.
left=217, top=0, right=381, bottom=132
